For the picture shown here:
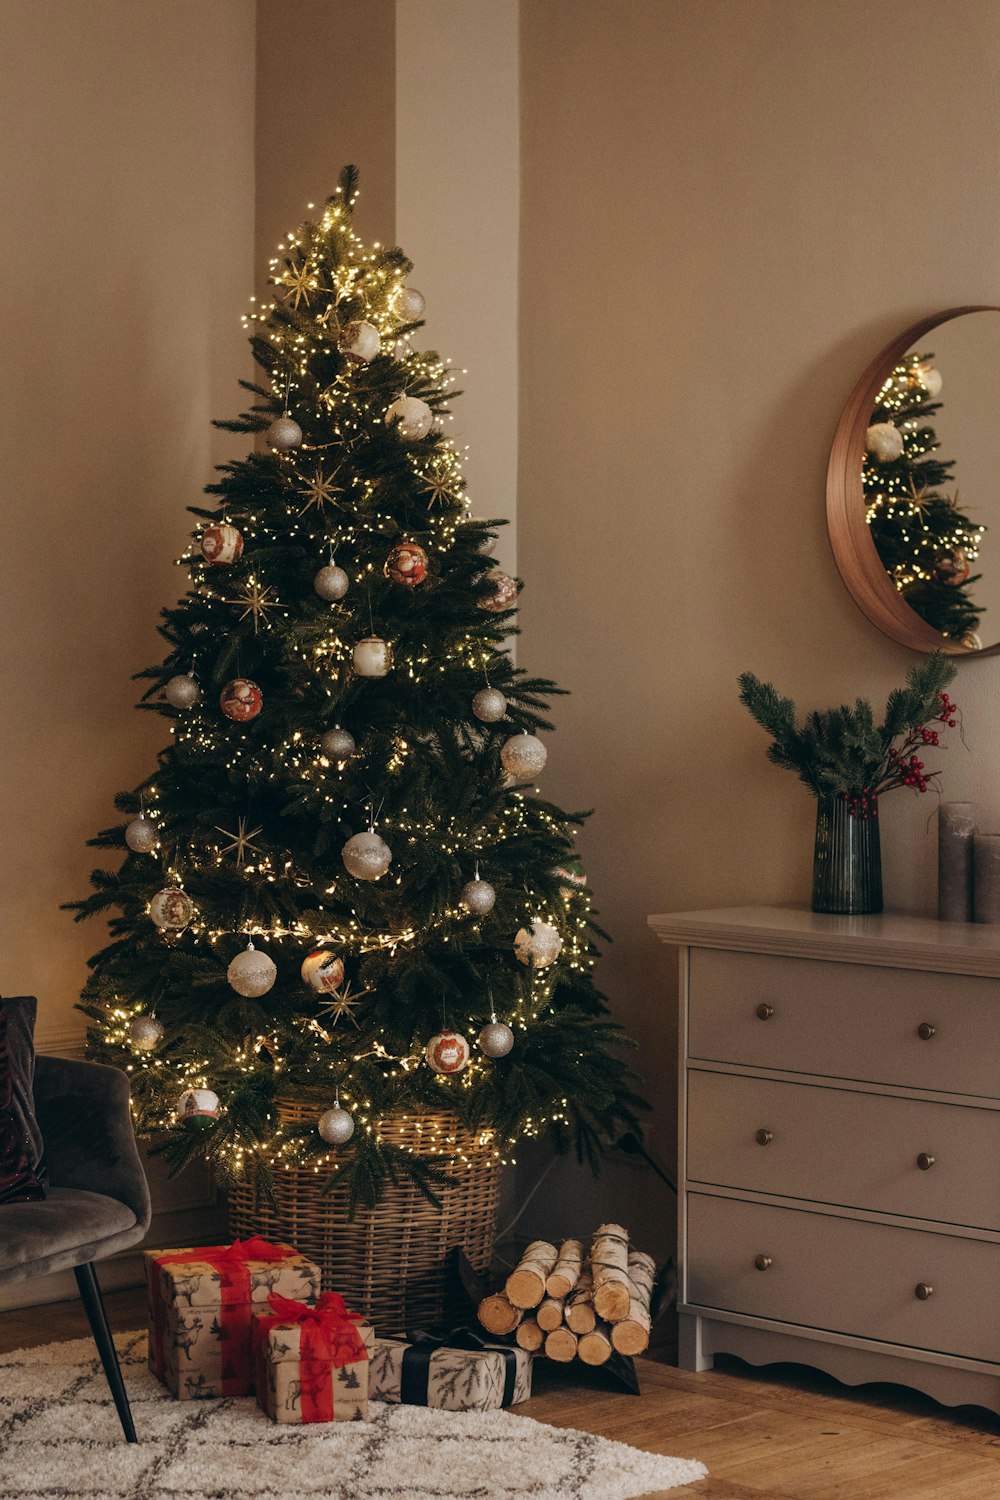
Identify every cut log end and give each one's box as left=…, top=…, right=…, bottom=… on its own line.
left=578, top=1328, right=613, bottom=1366
left=593, top=1282, right=631, bottom=1323
left=536, top=1297, right=564, bottom=1332
left=544, top=1326, right=578, bottom=1363
left=478, top=1293, right=522, bottom=1336
left=610, top=1319, right=650, bottom=1356
left=505, top=1268, right=548, bottom=1309
left=565, top=1300, right=596, bottom=1335
left=515, top=1317, right=544, bottom=1352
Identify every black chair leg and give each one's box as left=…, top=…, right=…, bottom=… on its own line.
left=74, top=1262, right=138, bottom=1443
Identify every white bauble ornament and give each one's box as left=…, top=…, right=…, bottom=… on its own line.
left=199, top=523, right=244, bottom=566
left=318, top=1103, right=355, bottom=1145
left=353, top=636, right=393, bottom=677
left=917, top=363, right=943, bottom=398
left=480, top=571, right=518, bottom=612
left=226, top=940, right=277, bottom=998
left=177, top=1087, right=220, bottom=1130
left=472, top=687, right=507, bottom=723
left=393, top=286, right=426, bottom=322
left=514, top=921, right=562, bottom=968
left=460, top=878, right=496, bottom=915
left=266, top=415, right=303, bottom=451
left=314, top=564, right=349, bottom=601
left=342, top=830, right=392, bottom=881
left=128, top=1015, right=163, bottom=1051
left=385, top=395, right=433, bottom=440
left=478, top=1020, right=514, bottom=1059
left=150, top=888, right=195, bottom=931
left=425, top=1029, right=470, bottom=1075
left=338, top=319, right=381, bottom=363
left=164, top=673, right=200, bottom=709
left=501, top=732, right=547, bottom=781
left=125, top=814, right=158, bottom=853
left=321, top=725, right=356, bottom=761
left=866, top=422, right=904, bottom=463
left=962, top=630, right=984, bottom=651
left=300, top=949, right=345, bottom=992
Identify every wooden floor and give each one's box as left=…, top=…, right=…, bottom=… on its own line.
left=3, top=1291, right=1000, bottom=1498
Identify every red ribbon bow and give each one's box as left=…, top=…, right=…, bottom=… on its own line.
left=256, top=1291, right=369, bottom=1423
left=150, top=1237, right=298, bottom=1396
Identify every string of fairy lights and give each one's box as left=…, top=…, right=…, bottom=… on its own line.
left=85, top=174, right=599, bottom=1180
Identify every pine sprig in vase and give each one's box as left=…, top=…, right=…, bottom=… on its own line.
left=738, top=654, right=959, bottom=913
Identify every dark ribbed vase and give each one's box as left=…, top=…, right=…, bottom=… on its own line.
left=811, top=792, right=883, bottom=915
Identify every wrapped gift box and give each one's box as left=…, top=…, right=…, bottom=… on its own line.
left=145, top=1237, right=321, bottom=1400
left=368, top=1331, right=532, bottom=1411
left=253, top=1293, right=374, bottom=1424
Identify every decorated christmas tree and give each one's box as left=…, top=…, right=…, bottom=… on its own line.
left=68, top=166, right=644, bottom=1210
left=864, top=353, right=985, bottom=643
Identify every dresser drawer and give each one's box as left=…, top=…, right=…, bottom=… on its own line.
left=687, top=1192, right=1000, bottom=1364
left=689, top=948, right=1000, bottom=1097
left=687, top=1069, right=1000, bottom=1231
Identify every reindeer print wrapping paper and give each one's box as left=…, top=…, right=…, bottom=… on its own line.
left=145, top=1241, right=321, bottom=1400
left=253, top=1312, right=374, bottom=1424
left=367, top=1336, right=532, bottom=1412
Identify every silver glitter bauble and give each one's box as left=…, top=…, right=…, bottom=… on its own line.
left=338, top=319, right=381, bottom=363
left=460, top=878, right=496, bottom=916
left=514, top=922, right=562, bottom=968
left=125, top=815, right=158, bottom=853
left=314, top=564, right=349, bottom=601
left=478, top=1020, right=514, bottom=1059
left=480, top=571, right=518, bottom=613
left=385, top=395, right=433, bottom=440
left=164, top=673, right=200, bottom=709
left=321, top=726, right=356, bottom=761
left=150, top=888, right=195, bottom=931
left=318, top=1104, right=355, bottom=1145
left=266, top=415, right=303, bottom=451
left=128, top=1015, right=163, bottom=1051
left=501, top=732, right=547, bottom=781
left=393, top=286, right=426, bottom=322
left=342, top=830, right=392, bottom=881
left=226, top=941, right=277, bottom=998
left=472, top=687, right=507, bottom=723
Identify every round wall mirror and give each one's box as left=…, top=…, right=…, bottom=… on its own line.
left=827, top=306, right=1000, bottom=656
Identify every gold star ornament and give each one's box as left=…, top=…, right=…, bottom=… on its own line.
left=229, top=578, right=279, bottom=633
left=418, top=460, right=460, bottom=508
left=214, top=817, right=264, bottom=868
left=275, top=258, right=319, bottom=310
left=299, top=467, right=345, bottom=515
left=315, top=981, right=367, bottom=1028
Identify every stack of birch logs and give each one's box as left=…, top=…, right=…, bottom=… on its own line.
left=478, top=1224, right=655, bottom=1367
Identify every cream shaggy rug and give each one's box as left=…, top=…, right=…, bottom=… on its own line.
left=0, top=1331, right=707, bottom=1499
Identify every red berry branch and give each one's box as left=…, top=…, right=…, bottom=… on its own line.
left=873, top=690, right=959, bottom=798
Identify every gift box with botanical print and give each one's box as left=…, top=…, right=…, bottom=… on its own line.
left=253, top=1292, right=373, bottom=1424
left=145, top=1236, right=320, bottom=1400
left=368, top=1329, right=531, bottom=1411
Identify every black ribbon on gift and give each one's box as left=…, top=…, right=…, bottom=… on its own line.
left=398, top=1325, right=519, bottom=1407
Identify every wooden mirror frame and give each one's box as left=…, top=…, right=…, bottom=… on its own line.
left=827, top=306, right=1000, bottom=657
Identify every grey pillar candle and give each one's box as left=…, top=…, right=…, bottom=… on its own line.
left=938, top=802, right=978, bottom=922
left=974, top=834, right=1000, bottom=924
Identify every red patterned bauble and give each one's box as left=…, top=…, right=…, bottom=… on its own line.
left=199, top=524, right=244, bottom=566
left=932, top=549, right=970, bottom=586
left=220, top=678, right=263, bottom=722
left=480, top=570, right=518, bottom=613
left=385, top=542, right=428, bottom=587
left=424, top=1029, right=471, bottom=1075
left=300, top=949, right=346, bottom=993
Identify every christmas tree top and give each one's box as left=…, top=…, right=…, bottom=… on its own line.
left=68, top=166, right=645, bottom=1209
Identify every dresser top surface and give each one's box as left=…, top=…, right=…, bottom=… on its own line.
left=648, top=905, right=1000, bottom=977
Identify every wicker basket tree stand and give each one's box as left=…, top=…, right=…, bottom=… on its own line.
left=229, top=1101, right=503, bottom=1332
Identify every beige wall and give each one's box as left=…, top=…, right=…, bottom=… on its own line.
left=0, top=0, right=255, bottom=1050
left=256, top=0, right=396, bottom=277
left=516, top=0, right=1000, bottom=1251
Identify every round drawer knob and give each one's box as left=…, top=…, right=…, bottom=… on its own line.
left=916, top=1152, right=935, bottom=1171
left=753, top=1254, right=773, bottom=1272
left=755, top=1128, right=774, bottom=1146
left=915, top=1282, right=934, bottom=1300
left=755, top=1003, right=774, bottom=1021
left=917, top=1022, right=936, bottom=1041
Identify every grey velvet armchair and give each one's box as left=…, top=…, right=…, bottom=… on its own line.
left=0, top=1053, right=152, bottom=1441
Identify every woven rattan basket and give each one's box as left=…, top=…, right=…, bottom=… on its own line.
left=228, top=1101, right=502, bottom=1331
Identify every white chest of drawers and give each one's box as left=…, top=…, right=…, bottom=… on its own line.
left=649, top=905, right=1000, bottom=1415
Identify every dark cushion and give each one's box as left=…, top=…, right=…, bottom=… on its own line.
left=0, top=1186, right=136, bottom=1280
left=0, top=998, right=44, bottom=1204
